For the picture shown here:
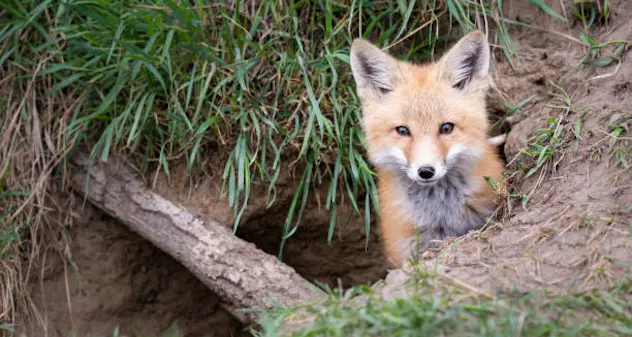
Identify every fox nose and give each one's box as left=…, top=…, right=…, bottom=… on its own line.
left=418, top=166, right=435, bottom=180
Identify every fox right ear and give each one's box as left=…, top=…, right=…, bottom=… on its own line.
left=437, top=31, right=490, bottom=91
left=350, top=39, right=400, bottom=98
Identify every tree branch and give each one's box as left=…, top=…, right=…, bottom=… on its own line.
left=70, top=154, right=323, bottom=324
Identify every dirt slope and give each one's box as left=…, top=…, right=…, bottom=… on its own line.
left=422, top=0, right=632, bottom=293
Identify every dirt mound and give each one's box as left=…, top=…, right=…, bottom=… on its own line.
left=18, top=1, right=632, bottom=336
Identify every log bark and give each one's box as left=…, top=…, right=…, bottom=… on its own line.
left=70, top=154, right=323, bottom=324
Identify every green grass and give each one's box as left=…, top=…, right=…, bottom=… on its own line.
left=573, top=0, right=609, bottom=29
left=254, top=270, right=632, bottom=337
left=0, top=0, right=526, bottom=261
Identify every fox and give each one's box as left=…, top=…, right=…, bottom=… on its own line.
left=349, top=31, right=506, bottom=267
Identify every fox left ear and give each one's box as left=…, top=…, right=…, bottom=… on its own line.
left=438, top=31, right=490, bottom=91
left=350, top=39, right=401, bottom=99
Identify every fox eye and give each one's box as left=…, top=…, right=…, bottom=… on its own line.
left=395, top=126, right=411, bottom=136
left=439, top=123, right=454, bottom=135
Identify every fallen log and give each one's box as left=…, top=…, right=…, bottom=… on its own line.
left=70, top=154, right=323, bottom=324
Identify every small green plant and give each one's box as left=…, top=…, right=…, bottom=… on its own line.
left=578, top=33, right=629, bottom=68
left=607, top=120, right=630, bottom=169
left=520, top=82, right=576, bottom=179
left=570, top=0, right=630, bottom=70
left=506, top=186, right=530, bottom=213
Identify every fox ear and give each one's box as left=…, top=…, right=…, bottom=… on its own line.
left=350, top=39, right=401, bottom=98
left=438, top=31, right=490, bottom=91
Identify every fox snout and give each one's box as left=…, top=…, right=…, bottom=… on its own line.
left=405, top=158, right=448, bottom=184
left=411, top=164, right=444, bottom=183
left=371, top=141, right=480, bottom=185
left=404, top=137, right=469, bottom=184
left=417, top=166, right=435, bottom=180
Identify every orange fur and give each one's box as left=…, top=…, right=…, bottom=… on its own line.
left=350, top=31, right=506, bottom=267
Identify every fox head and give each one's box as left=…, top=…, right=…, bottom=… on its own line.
left=350, top=31, right=492, bottom=185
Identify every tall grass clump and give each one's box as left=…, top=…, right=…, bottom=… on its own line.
left=0, top=0, right=564, bottom=326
